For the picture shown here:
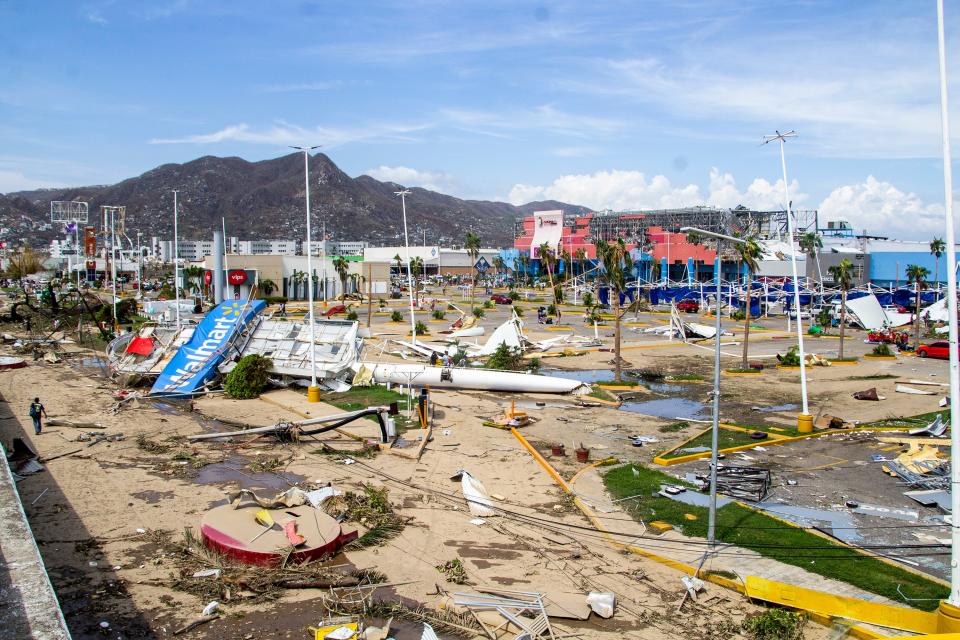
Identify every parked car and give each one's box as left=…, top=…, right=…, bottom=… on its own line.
left=917, top=341, right=958, bottom=359
left=490, top=294, right=513, bottom=305
left=676, top=299, right=699, bottom=313
left=788, top=308, right=811, bottom=319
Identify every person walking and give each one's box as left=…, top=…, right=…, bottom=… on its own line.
left=29, top=397, right=47, bottom=435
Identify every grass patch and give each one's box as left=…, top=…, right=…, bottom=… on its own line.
left=312, top=442, right=380, bottom=459
left=742, top=609, right=806, bottom=640
left=668, top=373, right=705, bottom=381
left=726, top=368, right=761, bottom=374
left=828, top=357, right=859, bottom=363
left=586, top=387, right=617, bottom=402
left=594, top=379, right=640, bottom=387
left=603, top=464, right=949, bottom=609
left=659, top=421, right=691, bottom=433
left=323, top=385, right=413, bottom=430
left=849, top=373, right=898, bottom=380
left=862, top=409, right=949, bottom=430
left=660, top=427, right=758, bottom=458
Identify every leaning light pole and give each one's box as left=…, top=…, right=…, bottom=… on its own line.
left=291, top=145, right=322, bottom=402
left=681, top=227, right=745, bottom=553
left=395, top=189, right=418, bottom=345
left=763, top=130, right=812, bottom=433
left=935, top=0, right=960, bottom=628
left=172, top=190, right=181, bottom=330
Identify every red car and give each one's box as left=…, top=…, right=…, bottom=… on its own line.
left=676, top=299, right=699, bottom=313
left=490, top=294, right=513, bottom=305
left=917, top=341, right=959, bottom=359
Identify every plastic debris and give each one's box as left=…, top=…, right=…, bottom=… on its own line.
left=192, top=569, right=222, bottom=579
left=586, top=592, right=616, bottom=618
left=202, top=601, right=219, bottom=616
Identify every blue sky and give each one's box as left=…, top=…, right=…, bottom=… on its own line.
left=1, top=0, right=958, bottom=239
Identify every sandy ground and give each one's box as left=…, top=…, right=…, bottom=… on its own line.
left=2, top=297, right=945, bottom=639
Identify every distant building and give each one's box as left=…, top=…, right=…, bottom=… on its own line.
left=238, top=239, right=299, bottom=255
left=363, top=245, right=500, bottom=276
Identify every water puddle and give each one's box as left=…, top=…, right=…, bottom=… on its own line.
left=542, top=368, right=615, bottom=383
left=620, top=397, right=710, bottom=420
left=646, top=382, right=688, bottom=394
left=753, top=403, right=799, bottom=413
left=195, top=455, right=305, bottom=492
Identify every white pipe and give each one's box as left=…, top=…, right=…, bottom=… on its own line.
left=936, top=0, right=960, bottom=606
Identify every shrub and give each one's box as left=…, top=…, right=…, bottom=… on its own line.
left=483, top=299, right=495, bottom=309
left=486, top=342, right=526, bottom=371
left=472, top=307, right=485, bottom=318
left=390, top=310, right=403, bottom=322
left=223, top=354, right=273, bottom=399
left=346, top=310, right=358, bottom=321
left=872, top=342, right=893, bottom=356
left=415, top=320, right=428, bottom=336
left=507, top=290, right=520, bottom=301
left=582, top=292, right=593, bottom=308
left=432, top=309, right=446, bottom=320
left=261, top=295, right=288, bottom=305
left=742, top=609, right=805, bottom=640
left=731, top=309, right=746, bottom=321
left=547, top=303, right=558, bottom=316
left=815, top=307, right=832, bottom=328
left=779, top=345, right=801, bottom=366
left=513, top=306, right=524, bottom=317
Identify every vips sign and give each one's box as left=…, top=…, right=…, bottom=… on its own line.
left=84, top=226, right=96, bottom=258
left=203, top=271, right=213, bottom=285
left=227, top=270, right=247, bottom=286
left=150, top=299, right=266, bottom=396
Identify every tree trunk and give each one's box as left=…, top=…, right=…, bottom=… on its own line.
left=366, top=263, right=372, bottom=327
left=936, top=259, right=940, bottom=290
left=839, top=290, right=846, bottom=359
left=915, top=288, right=922, bottom=348
left=614, top=294, right=622, bottom=382
left=741, top=278, right=752, bottom=369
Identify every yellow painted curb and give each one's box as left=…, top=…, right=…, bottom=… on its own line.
left=863, top=355, right=898, bottom=360
left=828, top=360, right=859, bottom=365
left=724, top=370, right=763, bottom=376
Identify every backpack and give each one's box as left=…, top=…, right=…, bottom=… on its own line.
left=28, top=403, right=40, bottom=418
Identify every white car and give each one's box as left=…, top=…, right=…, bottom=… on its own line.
left=788, top=309, right=811, bottom=319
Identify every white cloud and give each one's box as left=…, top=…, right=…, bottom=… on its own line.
left=507, top=167, right=806, bottom=212
left=552, top=146, right=600, bottom=158
left=150, top=120, right=431, bottom=147
left=440, top=105, right=624, bottom=139
left=364, top=165, right=459, bottom=194
left=0, top=170, right=60, bottom=193
left=817, top=176, right=946, bottom=239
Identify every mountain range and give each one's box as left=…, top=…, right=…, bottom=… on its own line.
left=0, top=153, right=589, bottom=248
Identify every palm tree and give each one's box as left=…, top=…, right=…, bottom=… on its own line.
left=464, top=232, right=481, bottom=310
left=799, top=232, right=823, bottom=288
left=906, top=264, right=930, bottom=348
left=539, top=242, right=561, bottom=315
left=333, top=256, right=349, bottom=298
left=595, top=238, right=633, bottom=382
left=290, top=269, right=306, bottom=299
left=492, top=256, right=505, bottom=286
left=517, top=253, right=531, bottom=286
left=410, top=256, right=424, bottom=294
left=828, top=258, right=854, bottom=359
left=686, top=231, right=702, bottom=282
left=574, top=247, right=587, bottom=282
left=735, top=236, right=762, bottom=369
left=393, top=253, right=403, bottom=277
left=260, top=278, right=276, bottom=296
left=930, top=238, right=946, bottom=288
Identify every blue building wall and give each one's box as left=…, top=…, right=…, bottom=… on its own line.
left=869, top=251, right=955, bottom=287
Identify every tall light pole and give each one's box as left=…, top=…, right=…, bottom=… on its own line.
left=291, top=145, right=322, bottom=401
left=172, top=190, right=181, bottom=330
left=136, top=232, right=142, bottom=296
left=395, top=189, right=418, bottom=345
left=110, top=209, right=118, bottom=331
left=681, top=227, right=745, bottom=553
left=935, top=0, right=960, bottom=618
left=763, top=130, right=811, bottom=432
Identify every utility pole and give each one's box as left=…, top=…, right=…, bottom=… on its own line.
left=290, top=145, right=322, bottom=401
left=763, top=130, right=811, bottom=433
left=395, top=189, right=417, bottom=345
left=935, top=0, right=960, bottom=619
left=173, top=190, right=181, bottom=330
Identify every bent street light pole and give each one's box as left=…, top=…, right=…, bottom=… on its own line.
left=763, top=130, right=811, bottom=430
left=682, top=227, right=745, bottom=552
left=936, top=0, right=960, bottom=611
left=395, top=189, right=417, bottom=345
left=291, top=145, right=322, bottom=397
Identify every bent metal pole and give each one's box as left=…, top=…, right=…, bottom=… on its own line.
left=936, top=0, right=960, bottom=608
